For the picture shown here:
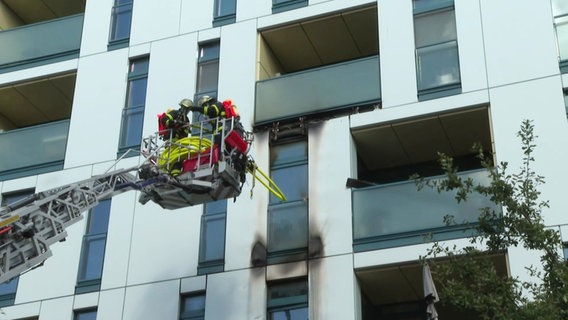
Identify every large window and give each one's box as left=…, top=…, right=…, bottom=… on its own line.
left=180, top=292, right=206, bottom=320
left=413, top=0, right=461, bottom=100
left=119, top=56, right=149, bottom=155
left=194, top=41, right=220, bottom=124
left=267, top=279, right=309, bottom=320
left=76, top=199, right=111, bottom=294
left=553, top=0, right=568, bottom=72
left=267, top=140, right=308, bottom=263
left=213, top=0, right=236, bottom=26
left=74, top=309, right=97, bottom=320
left=109, top=0, right=133, bottom=49
left=198, top=200, right=227, bottom=275
left=0, top=189, right=35, bottom=307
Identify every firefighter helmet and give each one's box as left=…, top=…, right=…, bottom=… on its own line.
left=179, top=98, right=194, bottom=110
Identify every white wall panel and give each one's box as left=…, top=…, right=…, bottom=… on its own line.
left=489, top=76, right=568, bottom=226
left=126, top=201, right=201, bottom=285
left=98, top=288, right=125, bottom=320
left=180, top=0, right=214, bottom=34
left=130, top=0, right=182, bottom=45
left=238, top=0, right=271, bottom=22
left=0, top=301, right=40, bottom=320
left=206, top=269, right=266, bottom=320
left=65, top=49, right=129, bottom=168
left=455, top=0, right=488, bottom=92
left=309, top=255, right=356, bottom=320
left=377, top=0, right=417, bottom=108
left=123, top=281, right=179, bottom=320
left=309, top=117, right=353, bottom=256
left=480, top=0, right=558, bottom=87
left=80, top=0, right=113, bottom=56
left=143, top=33, right=198, bottom=140
left=38, top=296, right=74, bottom=320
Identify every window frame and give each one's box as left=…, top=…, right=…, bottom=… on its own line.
left=213, top=0, right=236, bottom=27
left=194, top=41, right=220, bottom=124
left=180, top=292, right=206, bottom=320
left=271, top=0, right=308, bottom=14
left=74, top=308, right=98, bottom=320
left=267, top=138, right=309, bottom=264
left=267, top=278, right=309, bottom=320
left=118, top=56, right=149, bottom=157
left=413, top=0, right=461, bottom=100
left=75, top=199, right=112, bottom=294
left=197, top=200, right=227, bottom=275
left=108, top=0, right=133, bottom=50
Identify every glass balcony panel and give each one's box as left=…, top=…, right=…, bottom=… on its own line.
left=352, top=170, right=499, bottom=242
left=0, top=14, right=83, bottom=70
left=0, top=120, right=69, bottom=173
left=255, top=56, right=380, bottom=125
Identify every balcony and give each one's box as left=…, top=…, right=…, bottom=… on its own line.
left=0, top=14, right=83, bottom=73
left=0, top=120, right=69, bottom=181
left=352, top=169, right=500, bottom=251
left=254, top=56, right=380, bottom=126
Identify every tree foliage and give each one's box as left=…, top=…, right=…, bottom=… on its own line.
left=417, top=120, right=568, bottom=320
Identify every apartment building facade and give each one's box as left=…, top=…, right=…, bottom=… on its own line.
left=0, top=0, right=567, bottom=319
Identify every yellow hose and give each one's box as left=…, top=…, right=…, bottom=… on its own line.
left=246, top=160, right=287, bottom=202
left=158, top=137, right=212, bottom=172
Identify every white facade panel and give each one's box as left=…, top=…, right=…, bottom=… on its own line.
left=1, top=301, right=40, bottom=320
left=237, top=0, right=271, bottom=22
left=309, top=255, right=356, bottom=320
left=480, top=0, right=559, bottom=87
left=130, top=0, right=182, bottom=46
left=309, top=117, right=353, bottom=256
left=377, top=0, right=418, bottom=108
left=205, top=269, right=266, bottom=320
left=73, top=291, right=99, bottom=310
left=180, top=0, right=215, bottom=35
left=454, top=0, right=488, bottom=93
left=126, top=201, right=201, bottom=285
left=38, top=296, right=74, bottom=320
left=98, top=288, right=126, bottom=319
left=66, top=49, right=129, bottom=168
left=80, top=0, right=113, bottom=56
left=123, top=280, right=179, bottom=320
left=489, top=76, right=568, bottom=226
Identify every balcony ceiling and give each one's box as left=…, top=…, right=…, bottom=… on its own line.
left=3, top=0, right=85, bottom=24
left=356, top=253, right=507, bottom=312
left=351, top=107, right=492, bottom=171
left=0, top=73, right=75, bottom=130
left=260, top=5, right=378, bottom=73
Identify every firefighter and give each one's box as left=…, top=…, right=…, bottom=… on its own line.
left=159, top=98, right=194, bottom=140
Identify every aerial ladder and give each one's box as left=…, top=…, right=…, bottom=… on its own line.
left=0, top=117, right=285, bottom=284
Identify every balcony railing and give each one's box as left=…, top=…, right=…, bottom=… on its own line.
left=0, top=120, right=69, bottom=181
left=254, top=55, right=381, bottom=126
left=352, top=169, right=500, bottom=251
left=0, top=14, right=84, bottom=73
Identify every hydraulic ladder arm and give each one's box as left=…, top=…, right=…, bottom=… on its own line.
left=0, top=167, right=141, bottom=284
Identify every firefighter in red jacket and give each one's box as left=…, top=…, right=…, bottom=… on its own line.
left=159, top=98, right=194, bottom=140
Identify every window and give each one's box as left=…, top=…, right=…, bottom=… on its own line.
left=180, top=293, right=206, bottom=320
left=553, top=0, right=568, bottom=72
left=213, top=0, right=236, bottom=27
left=0, top=189, right=35, bottom=307
left=194, top=41, right=220, bottom=124
left=74, top=309, right=97, bottom=320
left=272, top=0, right=308, bottom=14
left=76, top=199, right=111, bottom=294
left=267, top=279, right=308, bottom=320
left=267, top=140, right=308, bottom=263
left=109, top=0, right=133, bottom=49
left=413, top=0, right=461, bottom=100
left=198, top=200, right=227, bottom=275
left=119, top=56, right=149, bottom=156
left=563, top=89, right=568, bottom=117
left=563, top=242, right=568, bottom=260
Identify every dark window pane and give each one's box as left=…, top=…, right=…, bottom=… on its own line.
left=119, top=105, right=145, bottom=147
left=196, top=61, right=219, bottom=94
left=109, top=3, right=133, bottom=41
left=75, top=309, right=97, bottom=320
left=199, top=214, right=226, bottom=262
left=270, top=307, right=309, bottom=320
left=0, top=277, right=18, bottom=295
left=77, top=234, right=107, bottom=281
left=414, top=9, right=456, bottom=48
left=416, top=41, right=460, bottom=90
left=215, top=0, right=237, bottom=17
left=205, top=199, right=227, bottom=215
left=270, top=165, right=307, bottom=204
left=268, top=201, right=308, bottom=252
left=199, top=43, right=220, bottom=62
left=126, top=78, right=148, bottom=108
left=270, top=142, right=307, bottom=167
left=87, top=199, right=111, bottom=235
left=556, top=17, right=568, bottom=61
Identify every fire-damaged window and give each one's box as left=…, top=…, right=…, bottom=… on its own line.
left=267, top=138, right=308, bottom=264
left=267, top=278, right=308, bottom=320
